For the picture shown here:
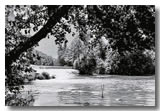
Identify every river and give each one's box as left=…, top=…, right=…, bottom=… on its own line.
left=24, top=66, right=155, bottom=106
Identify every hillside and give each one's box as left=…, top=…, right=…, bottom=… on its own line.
left=31, top=50, right=56, bottom=66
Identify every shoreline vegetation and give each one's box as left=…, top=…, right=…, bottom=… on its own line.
left=5, top=68, right=56, bottom=106
left=5, top=5, right=155, bottom=106
left=24, top=70, right=56, bottom=83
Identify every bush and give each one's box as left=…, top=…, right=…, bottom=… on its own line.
left=36, top=72, right=56, bottom=80
left=74, top=56, right=96, bottom=75
left=51, top=75, right=55, bottom=79
left=111, top=51, right=155, bottom=75
left=5, top=90, right=35, bottom=106
left=36, top=74, right=45, bottom=80
left=41, top=72, right=51, bottom=79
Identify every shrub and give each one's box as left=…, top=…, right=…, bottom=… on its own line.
left=74, top=56, right=96, bottom=75
left=111, top=51, right=155, bottom=75
left=36, top=74, right=45, bottom=80
left=35, top=72, right=56, bottom=80
left=5, top=89, right=35, bottom=106
left=41, top=72, right=51, bottom=79
left=51, top=75, right=55, bottom=79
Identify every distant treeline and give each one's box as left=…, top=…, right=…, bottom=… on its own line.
left=30, top=50, right=59, bottom=66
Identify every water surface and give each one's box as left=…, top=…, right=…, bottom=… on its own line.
left=24, top=66, right=155, bottom=106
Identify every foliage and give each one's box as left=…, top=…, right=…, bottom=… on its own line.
left=74, top=5, right=155, bottom=75
left=41, top=72, right=51, bottom=79
left=5, top=5, right=72, bottom=67
left=31, top=50, right=54, bottom=66
left=86, top=5, right=155, bottom=53
left=57, top=46, right=67, bottom=66
left=5, top=5, right=54, bottom=105
left=111, top=50, right=155, bottom=75
left=5, top=5, right=43, bottom=92
left=5, top=90, right=35, bottom=106
left=5, top=5, right=61, bottom=92
left=36, top=72, right=55, bottom=80
left=74, top=54, right=97, bottom=75
left=6, top=5, right=155, bottom=74
left=58, top=37, right=85, bottom=66
left=5, top=5, right=155, bottom=105
left=97, top=41, right=119, bottom=74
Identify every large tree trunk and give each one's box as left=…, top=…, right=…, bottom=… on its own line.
left=5, top=6, right=71, bottom=68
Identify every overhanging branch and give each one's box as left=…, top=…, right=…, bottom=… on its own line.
left=5, top=5, right=72, bottom=67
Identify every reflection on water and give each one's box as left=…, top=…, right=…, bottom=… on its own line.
left=24, top=68, right=155, bottom=106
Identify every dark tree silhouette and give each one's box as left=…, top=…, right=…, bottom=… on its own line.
left=6, top=5, right=71, bottom=68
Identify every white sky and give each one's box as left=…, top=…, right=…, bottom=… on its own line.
left=34, top=32, right=76, bottom=59
left=34, top=36, right=58, bottom=58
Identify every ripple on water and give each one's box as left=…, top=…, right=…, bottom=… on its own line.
left=24, top=68, right=155, bottom=106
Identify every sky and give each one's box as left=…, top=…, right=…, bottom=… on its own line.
left=34, top=32, right=76, bottom=59
left=35, top=36, right=58, bottom=58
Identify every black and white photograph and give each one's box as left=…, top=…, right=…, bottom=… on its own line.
left=5, top=5, right=155, bottom=106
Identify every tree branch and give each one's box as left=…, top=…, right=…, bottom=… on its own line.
left=5, top=5, right=72, bottom=67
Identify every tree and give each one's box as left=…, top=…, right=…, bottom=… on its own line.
left=5, top=5, right=73, bottom=89
left=84, top=5, right=155, bottom=75
left=62, top=37, right=85, bottom=65
left=5, top=6, right=75, bottom=104
left=55, top=5, right=155, bottom=75
left=86, top=5, right=155, bottom=54
left=6, top=5, right=155, bottom=69
left=111, top=50, right=155, bottom=75
left=6, top=5, right=72, bottom=68
left=5, top=6, right=75, bottom=106
left=6, top=5, right=155, bottom=85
